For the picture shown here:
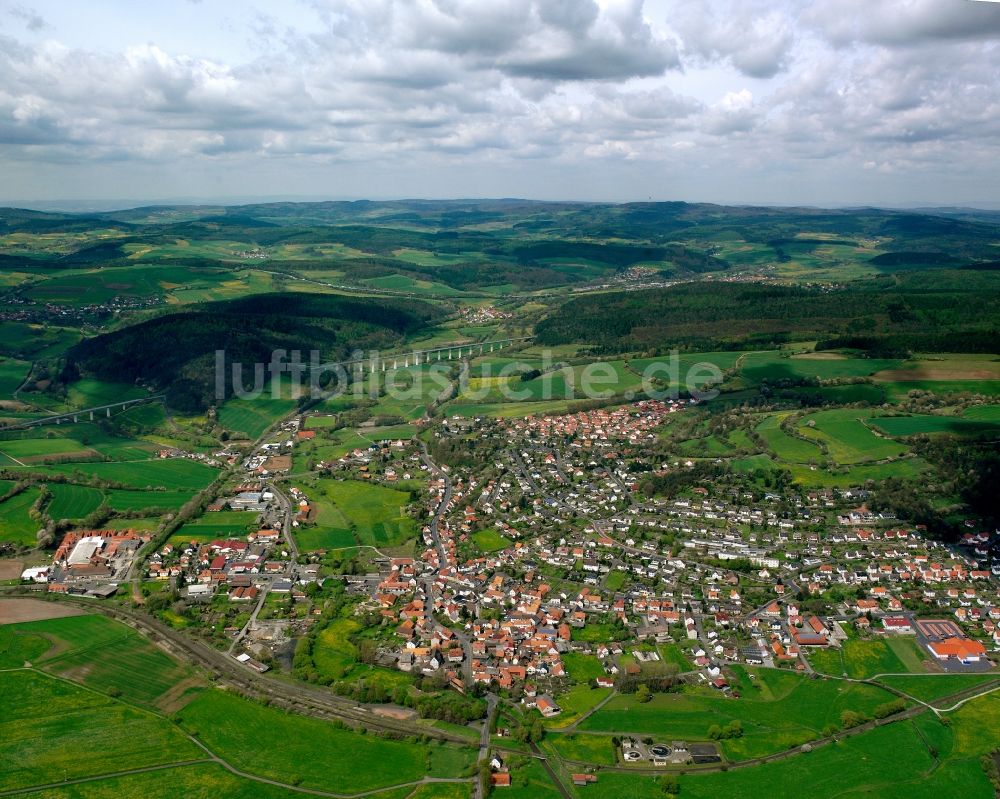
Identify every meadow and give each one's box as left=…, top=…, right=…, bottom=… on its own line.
left=877, top=673, right=999, bottom=704
left=578, top=668, right=898, bottom=759
left=307, top=478, right=418, bottom=549
left=795, top=408, right=909, bottom=464
left=173, top=510, right=259, bottom=542
left=809, top=637, right=928, bottom=679
left=471, top=529, right=513, bottom=553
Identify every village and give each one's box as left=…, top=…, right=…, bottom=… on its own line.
left=22, top=394, right=998, bottom=778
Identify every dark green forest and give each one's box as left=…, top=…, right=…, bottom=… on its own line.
left=535, top=272, right=1000, bottom=354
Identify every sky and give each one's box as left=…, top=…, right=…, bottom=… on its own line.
left=1, top=0, right=999, bottom=208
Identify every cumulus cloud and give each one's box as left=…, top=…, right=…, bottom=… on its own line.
left=0, top=0, right=998, bottom=204
left=669, top=0, right=796, bottom=78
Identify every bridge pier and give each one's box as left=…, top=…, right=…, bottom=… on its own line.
left=89, top=411, right=94, bottom=421
left=107, top=408, right=111, bottom=417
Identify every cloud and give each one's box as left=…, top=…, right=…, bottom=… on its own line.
left=669, top=1, right=796, bottom=78
left=805, top=0, right=1000, bottom=46
left=7, top=3, right=47, bottom=32
left=0, top=0, right=998, bottom=205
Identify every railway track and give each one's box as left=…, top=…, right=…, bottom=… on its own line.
left=0, top=591, right=473, bottom=745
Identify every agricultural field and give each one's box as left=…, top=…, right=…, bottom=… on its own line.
left=0, top=357, right=30, bottom=399
left=104, top=488, right=192, bottom=512
left=46, top=458, right=218, bottom=491
left=562, top=652, right=607, bottom=682
left=870, top=407, right=1000, bottom=437
left=497, top=755, right=562, bottom=799
left=12, top=614, right=200, bottom=709
left=755, top=412, right=825, bottom=463
left=310, top=616, right=412, bottom=692
left=0, top=670, right=202, bottom=792
left=877, top=673, right=999, bottom=704
left=45, top=483, right=105, bottom=520
left=545, top=733, right=618, bottom=766
left=217, top=394, right=296, bottom=438
left=172, top=510, right=258, bottom=543
left=6, top=763, right=308, bottom=799
left=0, top=486, right=43, bottom=545
left=546, top=685, right=613, bottom=728
left=566, top=717, right=975, bottom=799
left=740, top=351, right=901, bottom=384
left=176, top=689, right=472, bottom=793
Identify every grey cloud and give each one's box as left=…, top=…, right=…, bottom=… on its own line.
left=806, top=0, right=1000, bottom=46
left=670, top=1, right=796, bottom=78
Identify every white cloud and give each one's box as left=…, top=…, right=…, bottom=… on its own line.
left=0, top=0, right=997, bottom=204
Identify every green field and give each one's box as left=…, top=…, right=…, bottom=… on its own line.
left=307, top=479, right=418, bottom=549
left=756, top=412, right=825, bottom=463
left=546, top=733, right=618, bottom=766
left=105, top=488, right=193, bottom=512
left=0, top=670, right=202, bottom=792
left=878, top=673, right=999, bottom=704
left=217, top=395, right=296, bottom=438
left=579, top=669, right=898, bottom=759
left=871, top=410, right=1000, bottom=437
left=0, top=358, right=30, bottom=399
left=0, top=486, right=42, bottom=545
left=797, top=409, right=909, bottom=463
left=7, top=763, right=312, bottom=799
left=499, top=756, right=562, bottom=799
left=546, top=685, right=613, bottom=728
left=472, top=529, right=513, bottom=553
left=810, top=637, right=928, bottom=679
left=173, top=510, right=258, bottom=542
left=45, top=483, right=106, bottom=520
left=46, top=459, right=218, bottom=490
left=740, top=351, right=901, bottom=384
left=575, top=716, right=986, bottom=799
left=13, top=614, right=199, bottom=709
left=177, top=689, right=472, bottom=793
left=562, top=653, right=607, bottom=683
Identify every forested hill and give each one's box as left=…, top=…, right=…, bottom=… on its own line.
left=534, top=271, right=1000, bottom=355
left=64, top=293, right=442, bottom=411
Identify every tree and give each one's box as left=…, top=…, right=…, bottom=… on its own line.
left=636, top=684, right=652, bottom=703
